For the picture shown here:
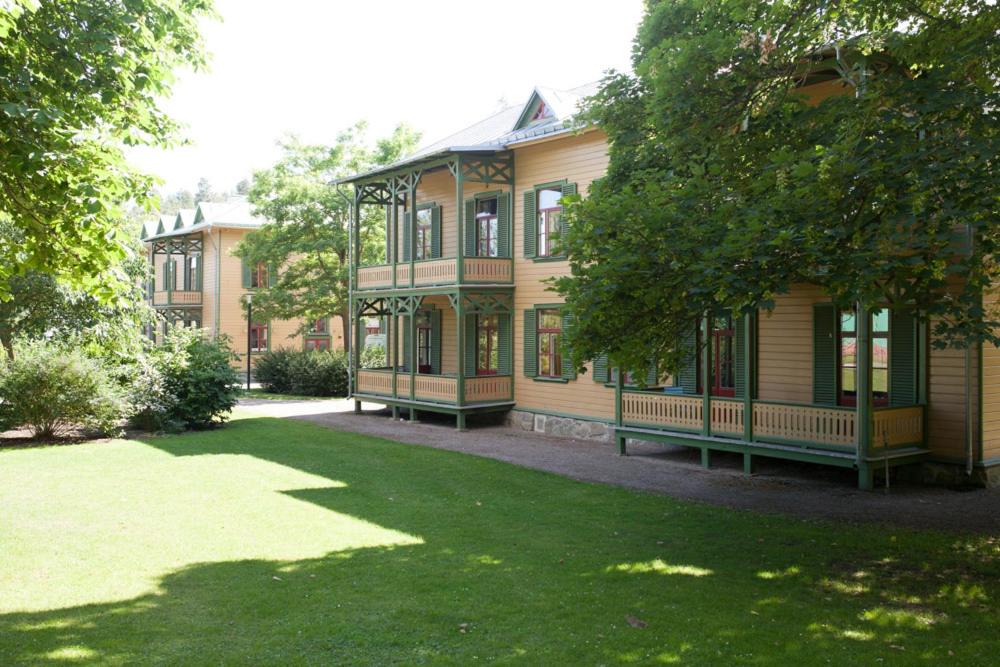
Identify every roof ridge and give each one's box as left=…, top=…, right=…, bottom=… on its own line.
left=409, top=100, right=526, bottom=156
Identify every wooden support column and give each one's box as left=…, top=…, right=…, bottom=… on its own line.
left=615, top=365, right=626, bottom=455
left=455, top=157, right=465, bottom=284
left=856, top=302, right=873, bottom=490
left=390, top=185, right=399, bottom=288
left=918, top=316, right=929, bottom=449
left=743, top=310, right=754, bottom=474
left=455, top=295, right=466, bottom=431
left=390, top=304, right=399, bottom=399
left=701, top=314, right=711, bottom=438
left=408, top=178, right=417, bottom=288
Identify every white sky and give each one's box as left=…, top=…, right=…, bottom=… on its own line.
left=128, top=0, right=645, bottom=196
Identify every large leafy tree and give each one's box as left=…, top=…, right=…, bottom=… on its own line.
left=557, top=0, right=1000, bottom=377
left=236, top=123, right=420, bottom=352
left=0, top=0, right=214, bottom=302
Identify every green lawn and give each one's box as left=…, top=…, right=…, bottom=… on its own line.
left=1, top=417, right=997, bottom=665
left=241, top=388, right=331, bottom=401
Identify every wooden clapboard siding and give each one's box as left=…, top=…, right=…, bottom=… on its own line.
left=201, top=229, right=219, bottom=333
left=400, top=170, right=507, bottom=260
left=511, top=129, right=615, bottom=420
left=927, top=336, right=977, bottom=459
left=756, top=284, right=827, bottom=402
left=980, top=291, right=1000, bottom=462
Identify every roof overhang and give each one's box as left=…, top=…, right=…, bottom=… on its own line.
left=335, top=145, right=508, bottom=185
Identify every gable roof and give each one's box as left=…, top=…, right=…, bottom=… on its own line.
left=341, top=81, right=600, bottom=184
left=143, top=196, right=268, bottom=242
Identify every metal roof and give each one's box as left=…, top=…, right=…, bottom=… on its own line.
left=339, top=81, right=600, bottom=184
left=142, top=196, right=268, bottom=242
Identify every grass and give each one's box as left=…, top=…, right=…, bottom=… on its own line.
left=1, top=417, right=998, bottom=665
left=241, top=388, right=332, bottom=401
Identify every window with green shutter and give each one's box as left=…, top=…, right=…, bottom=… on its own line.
left=430, top=205, right=442, bottom=259
left=498, top=314, right=512, bottom=375
left=678, top=323, right=699, bottom=394
left=522, top=192, right=536, bottom=259
left=522, top=309, right=537, bottom=377
left=469, top=192, right=507, bottom=258
left=890, top=310, right=918, bottom=407
left=813, top=304, right=838, bottom=405
left=524, top=305, right=574, bottom=381
left=524, top=181, right=576, bottom=260
left=497, top=192, right=511, bottom=258
left=592, top=353, right=610, bottom=383
left=430, top=309, right=442, bottom=374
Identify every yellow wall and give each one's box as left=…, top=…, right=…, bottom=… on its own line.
left=757, top=284, right=827, bottom=402
left=980, top=292, right=1000, bottom=462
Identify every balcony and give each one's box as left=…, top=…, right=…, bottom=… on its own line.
left=619, top=390, right=925, bottom=457
left=152, top=290, right=202, bottom=306
left=356, top=369, right=513, bottom=405
left=356, top=257, right=513, bottom=291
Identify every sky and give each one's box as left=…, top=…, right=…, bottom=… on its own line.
left=127, top=0, right=646, bottom=197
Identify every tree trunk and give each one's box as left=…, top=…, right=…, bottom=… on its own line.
left=0, top=327, right=13, bottom=361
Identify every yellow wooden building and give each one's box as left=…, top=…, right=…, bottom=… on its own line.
left=343, top=82, right=997, bottom=489
left=141, top=196, right=344, bottom=366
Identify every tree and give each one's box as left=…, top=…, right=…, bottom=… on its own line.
left=235, top=179, right=250, bottom=195
left=0, top=222, right=155, bottom=360
left=236, top=123, right=419, bottom=352
left=556, top=0, right=1000, bottom=378
left=0, top=0, right=215, bottom=303
left=159, top=189, right=196, bottom=215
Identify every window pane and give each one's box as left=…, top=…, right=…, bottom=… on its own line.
left=872, top=309, right=889, bottom=333
left=841, top=367, right=856, bottom=393
left=539, top=310, right=561, bottom=330
left=476, top=197, right=497, bottom=217
left=537, top=188, right=562, bottom=210
left=872, top=368, right=888, bottom=394
left=840, top=311, right=856, bottom=333
left=417, top=208, right=432, bottom=225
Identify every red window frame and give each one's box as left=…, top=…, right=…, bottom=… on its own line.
left=696, top=315, right=736, bottom=397
left=476, top=197, right=499, bottom=257
left=305, top=338, right=329, bottom=352
left=838, top=309, right=889, bottom=407
left=309, top=318, right=328, bottom=335
left=415, top=208, right=432, bottom=260
left=476, top=314, right=499, bottom=375
left=536, top=188, right=563, bottom=257
left=416, top=311, right=432, bottom=374
left=536, top=309, right=562, bottom=378
left=251, top=262, right=269, bottom=289
left=249, top=321, right=268, bottom=352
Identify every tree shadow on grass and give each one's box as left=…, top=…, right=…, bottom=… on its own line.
left=1, top=417, right=998, bottom=664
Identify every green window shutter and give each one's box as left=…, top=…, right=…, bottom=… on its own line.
left=813, top=303, right=837, bottom=406
left=464, top=314, right=478, bottom=378
left=182, top=257, right=191, bottom=291
left=890, top=310, right=917, bottom=406
left=464, top=199, right=476, bottom=257
left=268, top=264, right=277, bottom=287
left=645, top=359, right=659, bottom=387
left=592, top=353, right=610, bottom=383
left=196, top=258, right=203, bottom=291
left=402, top=212, right=411, bottom=262
left=497, top=192, right=511, bottom=257
left=241, top=259, right=251, bottom=289
left=734, top=314, right=746, bottom=399
left=559, top=182, right=577, bottom=257
left=402, top=316, right=412, bottom=370
left=498, top=313, right=512, bottom=375
left=523, top=309, right=537, bottom=377
left=430, top=309, right=442, bottom=374
left=678, top=323, right=699, bottom=393
left=523, top=190, right=536, bottom=258
left=560, top=310, right=576, bottom=381
left=431, top=206, right=442, bottom=259
left=169, top=260, right=177, bottom=290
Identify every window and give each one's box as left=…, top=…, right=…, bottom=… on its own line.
left=536, top=308, right=562, bottom=378
left=249, top=321, right=268, bottom=352
left=697, top=314, right=736, bottom=397
left=184, top=255, right=199, bottom=290
left=415, top=208, right=432, bottom=260
left=476, top=197, right=499, bottom=257
left=305, top=338, right=329, bottom=352
left=309, top=318, right=328, bottom=335
left=536, top=187, right=563, bottom=257
left=250, top=262, right=269, bottom=289
left=477, top=315, right=499, bottom=375
left=416, top=311, right=432, bottom=374
left=839, top=309, right=889, bottom=407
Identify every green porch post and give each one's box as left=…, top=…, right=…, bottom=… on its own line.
left=918, top=316, right=929, bottom=449
left=743, top=311, right=754, bottom=474
left=351, top=196, right=362, bottom=411
left=390, top=304, right=398, bottom=400
left=455, top=157, right=464, bottom=284
left=455, top=297, right=466, bottom=431
left=856, top=302, right=873, bottom=489
left=408, top=178, right=416, bottom=288
left=391, top=182, right=399, bottom=289
left=701, top=314, right=711, bottom=468
left=408, top=302, right=417, bottom=420
left=615, top=365, right=626, bottom=455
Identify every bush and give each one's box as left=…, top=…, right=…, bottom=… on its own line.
left=156, top=330, right=241, bottom=429
left=251, top=348, right=349, bottom=397
left=360, top=345, right=387, bottom=369
left=254, top=348, right=295, bottom=393
left=0, top=340, right=126, bottom=438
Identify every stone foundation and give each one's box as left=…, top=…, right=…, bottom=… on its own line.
left=893, top=461, right=1000, bottom=488
left=506, top=410, right=612, bottom=442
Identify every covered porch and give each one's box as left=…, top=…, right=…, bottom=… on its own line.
left=615, top=303, right=931, bottom=489
left=350, top=288, right=516, bottom=429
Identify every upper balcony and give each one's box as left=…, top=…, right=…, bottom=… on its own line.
left=357, top=256, right=512, bottom=291
left=152, top=290, right=202, bottom=307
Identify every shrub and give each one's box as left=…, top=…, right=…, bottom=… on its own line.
left=0, top=340, right=126, bottom=438
left=287, top=350, right=348, bottom=397
left=156, top=330, right=241, bottom=429
left=254, top=348, right=295, bottom=393
left=360, top=345, right=387, bottom=369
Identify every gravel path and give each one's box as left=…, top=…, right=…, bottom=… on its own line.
left=240, top=398, right=1000, bottom=535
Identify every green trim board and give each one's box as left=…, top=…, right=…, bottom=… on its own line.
left=352, top=393, right=514, bottom=416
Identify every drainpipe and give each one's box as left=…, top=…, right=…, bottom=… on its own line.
left=965, top=222, right=975, bottom=478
